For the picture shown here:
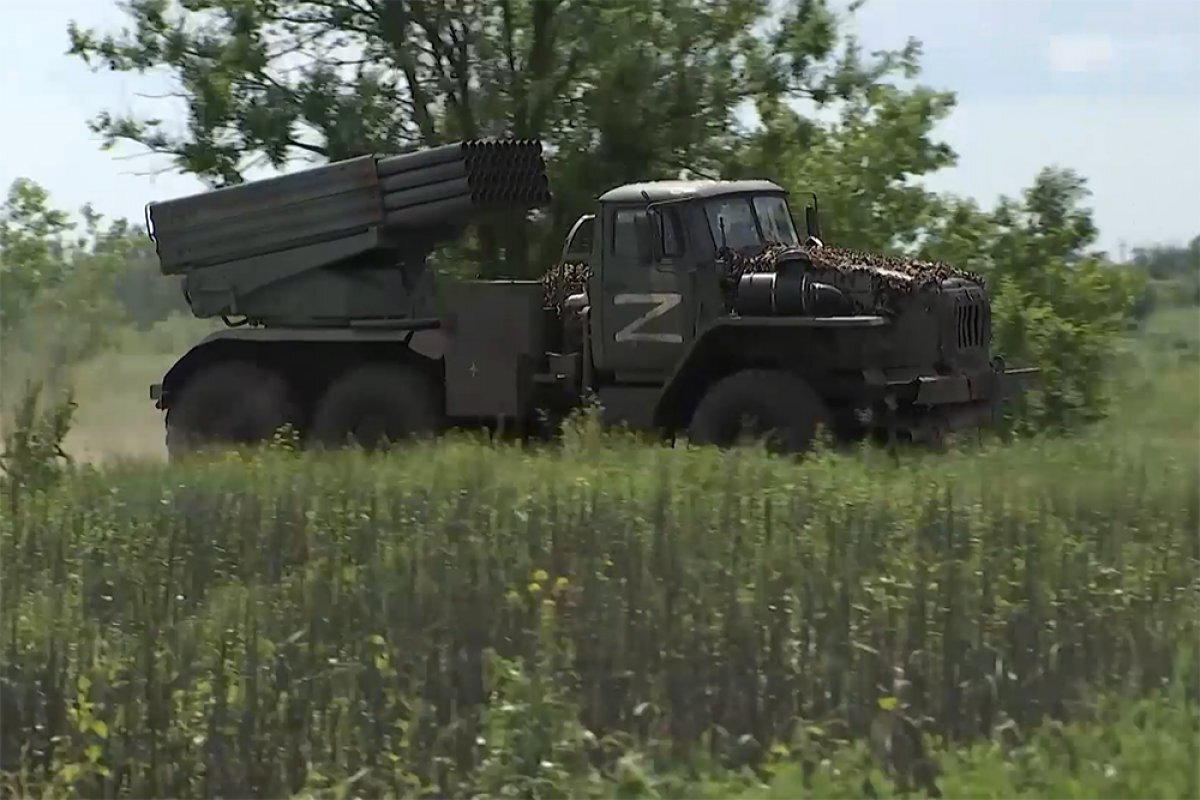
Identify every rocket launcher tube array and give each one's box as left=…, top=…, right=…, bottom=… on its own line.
left=145, top=138, right=552, bottom=274
left=375, top=139, right=544, bottom=177
left=375, top=138, right=550, bottom=228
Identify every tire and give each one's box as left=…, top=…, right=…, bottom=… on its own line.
left=309, top=362, right=441, bottom=451
left=165, top=360, right=299, bottom=460
left=686, top=368, right=831, bottom=454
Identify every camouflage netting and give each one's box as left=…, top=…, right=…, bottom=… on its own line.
left=539, top=242, right=983, bottom=317
left=718, top=242, right=985, bottom=314
left=541, top=261, right=592, bottom=314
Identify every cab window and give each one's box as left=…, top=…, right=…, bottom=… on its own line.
left=704, top=198, right=760, bottom=249
left=612, top=207, right=685, bottom=261
left=565, top=215, right=594, bottom=259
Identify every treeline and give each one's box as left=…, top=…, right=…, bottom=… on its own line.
left=0, top=181, right=189, bottom=391
left=1129, top=236, right=1200, bottom=318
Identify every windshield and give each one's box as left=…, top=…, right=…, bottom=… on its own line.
left=753, top=195, right=799, bottom=245
left=704, top=198, right=759, bottom=249
left=704, top=194, right=799, bottom=250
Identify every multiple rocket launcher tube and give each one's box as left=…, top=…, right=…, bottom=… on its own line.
left=377, top=139, right=552, bottom=229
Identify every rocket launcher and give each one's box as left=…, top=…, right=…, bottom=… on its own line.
left=145, top=139, right=551, bottom=325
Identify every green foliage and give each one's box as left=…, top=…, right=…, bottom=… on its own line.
left=0, top=380, right=76, bottom=514
left=2, top=391, right=1196, bottom=796
left=0, top=179, right=73, bottom=336
left=920, top=169, right=1144, bottom=432
left=0, top=179, right=187, bottom=404
left=740, top=80, right=957, bottom=253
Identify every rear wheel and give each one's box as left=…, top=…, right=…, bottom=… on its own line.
left=309, top=362, right=441, bottom=451
left=165, top=360, right=299, bottom=460
left=687, top=368, right=830, bottom=455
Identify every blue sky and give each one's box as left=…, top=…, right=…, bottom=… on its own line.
left=2, top=0, right=1197, bottom=258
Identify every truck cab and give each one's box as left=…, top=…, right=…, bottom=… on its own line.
left=547, top=179, right=1027, bottom=448
left=562, top=180, right=808, bottom=380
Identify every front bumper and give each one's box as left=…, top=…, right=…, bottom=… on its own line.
left=912, top=365, right=1038, bottom=406
left=865, top=362, right=1037, bottom=405
left=862, top=362, right=1039, bottom=441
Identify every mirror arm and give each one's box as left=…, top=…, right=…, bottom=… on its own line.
left=804, top=192, right=823, bottom=241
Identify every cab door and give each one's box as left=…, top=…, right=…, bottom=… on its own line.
left=594, top=203, right=694, bottom=379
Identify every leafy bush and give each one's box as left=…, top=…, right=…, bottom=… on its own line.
left=921, top=170, right=1144, bottom=432
left=0, top=379, right=76, bottom=513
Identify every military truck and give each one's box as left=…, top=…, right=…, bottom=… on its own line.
left=145, top=138, right=1034, bottom=458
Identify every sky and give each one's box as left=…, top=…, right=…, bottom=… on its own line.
left=1, top=0, right=1197, bottom=258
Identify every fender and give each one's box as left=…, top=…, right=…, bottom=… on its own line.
left=651, top=314, right=890, bottom=430
left=151, top=322, right=448, bottom=408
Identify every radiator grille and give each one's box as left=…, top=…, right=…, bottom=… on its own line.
left=955, top=298, right=988, bottom=350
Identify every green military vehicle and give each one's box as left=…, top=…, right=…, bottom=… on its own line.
left=145, top=138, right=1034, bottom=458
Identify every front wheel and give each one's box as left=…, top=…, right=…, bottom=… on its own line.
left=686, top=368, right=831, bottom=455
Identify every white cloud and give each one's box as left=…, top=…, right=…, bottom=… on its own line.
left=1047, top=33, right=1116, bottom=74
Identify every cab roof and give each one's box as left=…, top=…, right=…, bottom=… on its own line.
left=597, top=179, right=787, bottom=204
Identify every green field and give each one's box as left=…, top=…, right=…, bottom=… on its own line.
left=1, top=313, right=1198, bottom=798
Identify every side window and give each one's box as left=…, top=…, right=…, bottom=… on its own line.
left=564, top=215, right=595, bottom=260
left=656, top=208, right=685, bottom=258
left=612, top=207, right=685, bottom=262
left=613, top=208, right=642, bottom=260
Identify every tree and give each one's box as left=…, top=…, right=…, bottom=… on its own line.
left=921, top=168, right=1143, bottom=432
left=0, top=179, right=73, bottom=337
left=734, top=79, right=958, bottom=253
left=66, top=0, right=921, bottom=274
left=0, top=179, right=169, bottom=396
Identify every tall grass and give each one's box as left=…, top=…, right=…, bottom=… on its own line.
left=2, top=407, right=1196, bottom=797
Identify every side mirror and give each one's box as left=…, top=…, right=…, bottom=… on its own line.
left=804, top=204, right=822, bottom=241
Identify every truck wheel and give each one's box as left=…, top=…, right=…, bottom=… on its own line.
left=309, top=362, right=441, bottom=451
left=165, top=360, right=298, bottom=460
left=687, top=368, right=830, bottom=454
